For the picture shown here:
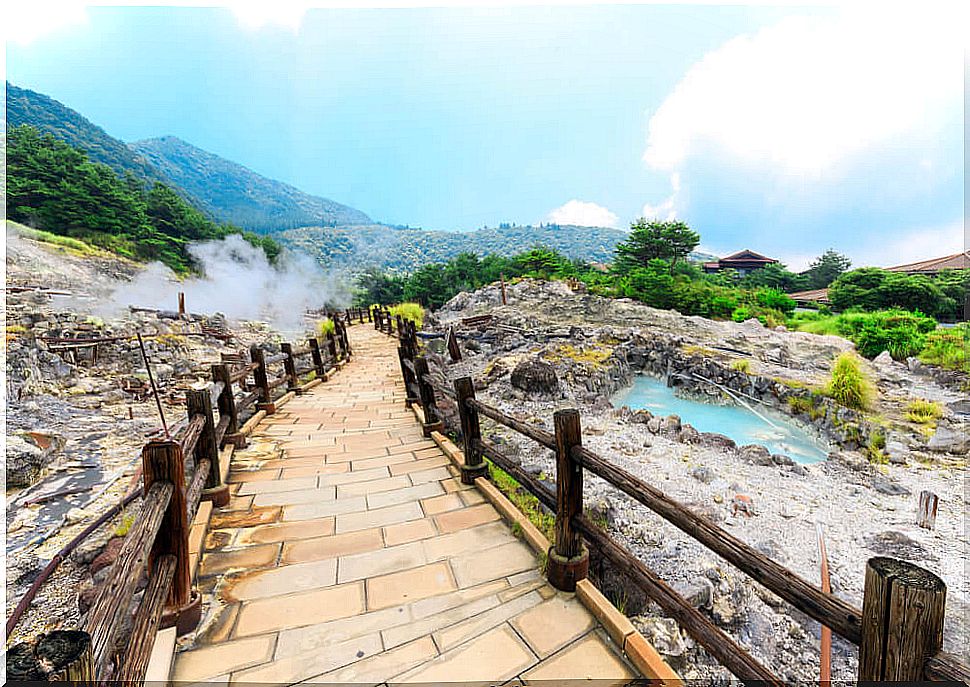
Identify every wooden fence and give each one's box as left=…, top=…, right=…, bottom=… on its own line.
left=7, top=312, right=359, bottom=683
left=384, top=318, right=970, bottom=685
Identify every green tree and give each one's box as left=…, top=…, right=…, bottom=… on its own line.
left=614, top=219, right=700, bottom=273
left=802, top=249, right=851, bottom=289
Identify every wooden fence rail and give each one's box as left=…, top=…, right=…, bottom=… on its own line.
left=378, top=313, right=970, bottom=685
left=6, top=314, right=364, bottom=684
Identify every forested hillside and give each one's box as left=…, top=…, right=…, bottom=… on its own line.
left=130, top=137, right=371, bottom=231
left=6, top=125, right=279, bottom=273
left=280, top=223, right=636, bottom=272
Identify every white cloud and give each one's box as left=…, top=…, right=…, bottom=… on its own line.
left=641, top=172, right=680, bottom=221
left=230, top=0, right=308, bottom=31
left=546, top=200, right=619, bottom=229
left=850, top=220, right=965, bottom=269
left=644, top=7, right=965, bottom=178
left=4, top=2, right=89, bottom=45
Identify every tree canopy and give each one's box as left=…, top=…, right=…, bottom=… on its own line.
left=614, top=219, right=700, bottom=273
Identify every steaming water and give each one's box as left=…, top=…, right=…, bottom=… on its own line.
left=612, top=376, right=828, bottom=464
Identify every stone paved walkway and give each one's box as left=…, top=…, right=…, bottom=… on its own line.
left=172, top=326, right=638, bottom=685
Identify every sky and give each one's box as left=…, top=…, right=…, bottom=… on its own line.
left=5, top=1, right=967, bottom=269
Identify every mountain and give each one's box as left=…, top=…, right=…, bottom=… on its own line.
left=6, top=83, right=164, bottom=186
left=280, top=224, right=629, bottom=272
left=130, top=136, right=371, bottom=232
left=6, top=83, right=372, bottom=232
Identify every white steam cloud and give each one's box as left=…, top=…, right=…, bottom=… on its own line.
left=546, top=200, right=619, bottom=228
left=106, top=235, right=350, bottom=333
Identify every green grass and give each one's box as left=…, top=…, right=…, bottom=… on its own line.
left=317, top=318, right=336, bottom=336
left=12, top=223, right=102, bottom=255
left=730, top=359, right=751, bottom=373
left=905, top=399, right=944, bottom=424
left=488, top=461, right=556, bottom=542
left=919, top=324, right=969, bottom=373
left=113, top=512, right=135, bottom=538
left=824, top=353, right=875, bottom=410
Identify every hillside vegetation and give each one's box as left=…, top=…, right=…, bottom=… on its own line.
left=130, top=136, right=372, bottom=231
left=6, top=125, right=279, bottom=273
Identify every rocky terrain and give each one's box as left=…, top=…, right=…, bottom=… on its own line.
left=4, top=227, right=311, bottom=644
left=421, top=279, right=969, bottom=683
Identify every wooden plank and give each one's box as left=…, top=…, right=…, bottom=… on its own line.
left=116, top=554, right=177, bottom=683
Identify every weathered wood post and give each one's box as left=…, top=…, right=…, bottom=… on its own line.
left=547, top=409, right=589, bottom=592
left=143, top=440, right=200, bottom=635
left=414, top=356, right=443, bottom=437
left=249, top=345, right=275, bottom=414
left=333, top=321, right=346, bottom=361
left=281, top=342, right=300, bottom=392
left=395, top=315, right=404, bottom=339
left=454, top=376, right=487, bottom=484
left=185, top=386, right=228, bottom=506
left=447, top=327, right=462, bottom=362
left=858, top=557, right=946, bottom=681
left=211, top=363, right=244, bottom=448
left=178, top=291, right=186, bottom=318
left=326, top=330, right=339, bottom=366
left=367, top=306, right=373, bottom=324
left=309, top=337, right=326, bottom=378
left=373, top=306, right=380, bottom=329
left=500, top=273, right=507, bottom=305
left=7, top=630, right=95, bottom=684
left=359, top=307, right=365, bottom=324
left=398, top=347, right=419, bottom=408
left=340, top=316, right=352, bottom=356
left=917, top=490, right=938, bottom=529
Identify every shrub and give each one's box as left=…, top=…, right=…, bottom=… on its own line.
left=905, top=399, right=944, bottom=424
left=730, top=359, right=751, bottom=373
left=755, top=288, right=796, bottom=315
left=824, top=353, right=874, bottom=410
left=389, top=302, right=425, bottom=327
left=855, top=322, right=926, bottom=359
left=317, top=318, right=335, bottom=336
left=731, top=306, right=752, bottom=322
left=866, top=428, right=888, bottom=464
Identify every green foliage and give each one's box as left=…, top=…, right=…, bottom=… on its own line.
left=317, top=318, right=335, bottom=336
left=866, top=428, right=888, bottom=464
left=789, top=309, right=937, bottom=360
left=488, top=462, right=555, bottom=543
left=6, top=125, right=280, bottom=273
left=829, top=268, right=962, bottom=320
left=614, top=219, right=700, bottom=272
left=919, top=324, right=970, bottom=373
left=113, top=512, right=136, bottom=538
left=11, top=222, right=101, bottom=254
left=905, top=399, right=944, bottom=424
left=801, top=249, right=852, bottom=289
left=824, top=353, right=875, bottom=410
left=732, top=306, right=752, bottom=322
left=389, top=303, right=425, bottom=327
left=730, top=359, right=751, bottom=373
left=739, top=262, right=809, bottom=292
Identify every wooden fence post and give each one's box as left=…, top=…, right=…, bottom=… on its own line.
left=359, top=307, right=365, bottom=324
left=398, top=346, right=419, bottom=408
left=142, top=440, right=201, bottom=635
left=7, top=630, right=94, bottom=684
left=454, top=377, right=487, bottom=484
left=178, top=291, right=186, bottom=318
left=858, top=557, right=946, bottom=681
left=414, top=356, right=443, bottom=437
left=309, top=337, right=327, bottom=378
left=185, top=387, right=228, bottom=506
left=373, top=306, right=380, bottom=329
left=500, top=274, right=507, bottom=305
left=447, top=327, right=462, bottom=362
left=340, top=316, right=352, bottom=356
left=211, top=363, right=244, bottom=448
left=917, top=491, right=938, bottom=529
left=250, top=345, right=275, bottom=414
left=547, top=409, right=589, bottom=592
left=327, top=330, right=339, bottom=365
left=281, top=342, right=300, bottom=392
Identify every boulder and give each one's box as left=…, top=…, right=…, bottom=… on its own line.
left=699, top=432, right=737, bottom=451
left=870, top=474, right=911, bottom=496
left=510, top=358, right=559, bottom=394
left=927, top=424, right=970, bottom=454
left=872, top=350, right=894, bottom=366
left=770, top=453, right=795, bottom=466
left=690, top=466, right=716, bottom=484
left=739, top=444, right=773, bottom=466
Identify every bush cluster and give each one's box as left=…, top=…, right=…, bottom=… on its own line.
left=824, top=353, right=875, bottom=410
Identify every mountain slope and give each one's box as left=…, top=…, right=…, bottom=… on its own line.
left=280, top=224, right=628, bottom=272
left=6, top=83, right=164, bottom=186
left=130, top=136, right=371, bottom=232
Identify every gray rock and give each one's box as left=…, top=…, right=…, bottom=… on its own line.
left=510, top=358, right=559, bottom=394
left=770, top=453, right=795, bottom=466
left=690, top=466, right=716, bottom=484
left=739, top=444, right=773, bottom=466
left=927, top=424, right=970, bottom=454
left=673, top=577, right=714, bottom=610
left=885, top=440, right=909, bottom=465
left=699, top=432, right=737, bottom=451
left=872, top=350, right=894, bottom=366
left=662, top=414, right=682, bottom=433
left=863, top=530, right=932, bottom=560
left=646, top=417, right=663, bottom=434
left=870, top=474, right=911, bottom=496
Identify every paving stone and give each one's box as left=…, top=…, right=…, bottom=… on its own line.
left=338, top=541, right=428, bottom=583
left=276, top=605, right=413, bottom=657
left=434, top=590, right=544, bottom=652
left=172, top=635, right=275, bottom=683
left=422, top=522, right=514, bottom=562
left=335, top=501, right=424, bottom=533
left=231, top=632, right=382, bottom=684
left=234, top=581, right=365, bottom=636
left=251, top=485, right=337, bottom=507
left=282, top=526, right=384, bottom=563
left=382, top=593, right=502, bottom=649
left=449, top=540, right=537, bottom=588
left=351, top=453, right=418, bottom=471
left=366, top=561, right=457, bottom=610
left=318, top=466, right=392, bottom=486
left=198, top=543, right=280, bottom=577
left=434, top=503, right=502, bottom=534
left=395, top=624, right=537, bottom=684
left=383, top=518, right=437, bottom=547
left=337, top=475, right=411, bottom=497
left=519, top=631, right=635, bottom=683
left=313, top=635, right=438, bottom=684
left=235, top=476, right=317, bottom=495
left=408, top=466, right=452, bottom=485
left=409, top=579, right=509, bottom=620
left=208, top=506, right=281, bottom=530
left=420, top=492, right=463, bottom=516
left=283, top=495, right=367, bottom=521
left=237, top=516, right=334, bottom=545
left=223, top=558, right=337, bottom=600
left=460, top=489, right=486, bottom=506
left=510, top=596, right=596, bottom=658
left=390, top=456, right=450, bottom=475
left=366, top=481, right=444, bottom=510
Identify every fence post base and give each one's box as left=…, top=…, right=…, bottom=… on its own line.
left=225, top=432, right=248, bottom=449
left=422, top=420, right=444, bottom=438
left=257, top=402, right=277, bottom=415
left=460, top=461, right=488, bottom=485
left=160, top=589, right=202, bottom=636
left=202, top=484, right=231, bottom=508
left=546, top=546, right=589, bottom=592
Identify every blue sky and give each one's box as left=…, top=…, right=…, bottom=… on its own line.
left=6, top=3, right=965, bottom=269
